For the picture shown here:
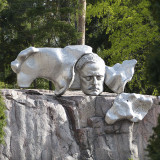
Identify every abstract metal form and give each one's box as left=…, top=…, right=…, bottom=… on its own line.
left=11, top=45, right=153, bottom=123
left=11, top=45, right=92, bottom=95
left=105, top=59, right=137, bottom=93
left=105, top=93, right=153, bottom=124
left=11, top=45, right=137, bottom=96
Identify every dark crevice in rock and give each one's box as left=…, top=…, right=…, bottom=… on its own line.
left=25, top=90, right=42, bottom=95
left=55, top=97, right=78, bottom=132
left=56, top=96, right=95, bottom=160
left=5, top=94, right=13, bottom=100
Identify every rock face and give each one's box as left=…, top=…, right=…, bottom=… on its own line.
left=0, top=89, right=160, bottom=160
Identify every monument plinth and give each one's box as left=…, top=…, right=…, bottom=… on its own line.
left=0, top=89, right=159, bottom=160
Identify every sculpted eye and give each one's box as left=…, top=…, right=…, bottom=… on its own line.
left=96, top=76, right=103, bottom=80
left=85, top=76, right=92, bottom=81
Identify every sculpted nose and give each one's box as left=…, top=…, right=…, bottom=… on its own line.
left=93, top=77, right=98, bottom=85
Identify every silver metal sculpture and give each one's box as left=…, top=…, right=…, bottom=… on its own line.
left=11, top=45, right=92, bottom=95
left=105, top=59, right=137, bottom=93
left=11, top=45, right=153, bottom=123
left=11, top=45, right=137, bottom=96
left=75, top=54, right=105, bottom=95
left=105, top=93, right=153, bottom=124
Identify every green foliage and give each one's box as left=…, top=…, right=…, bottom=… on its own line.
left=145, top=41, right=160, bottom=95
left=146, top=115, right=160, bottom=160
left=86, top=0, right=160, bottom=95
left=29, top=78, right=54, bottom=90
left=0, top=0, right=7, bottom=12
left=0, top=82, right=13, bottom=89
left=87, top=0, right=159, bottom=61
left=0, top=95, right=6, bottom=144
left=144, top=0, right=160, bottom=95
left=0, top=0, right=80, bottom=88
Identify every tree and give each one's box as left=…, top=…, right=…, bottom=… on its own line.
left=0, top=0, right=7, bottom=12
left=144, top=0, right=160, bottom=95
left=0, top=0, right=79, bottom=88
left=78, top=0, right=86, bottom=44
left=145, top=41, right=160, bottom=95
left=86, top=0, right=160, bottom=95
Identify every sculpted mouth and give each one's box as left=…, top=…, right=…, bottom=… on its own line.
left=88, top=87, right=99, bottom=91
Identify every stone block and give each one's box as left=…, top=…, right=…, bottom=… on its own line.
left=0, top=89, right=159, bottom=160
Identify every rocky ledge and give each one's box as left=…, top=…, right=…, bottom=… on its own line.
left=0, top=89, right=160, bottom=160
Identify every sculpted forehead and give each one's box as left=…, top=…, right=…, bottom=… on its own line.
left=80, top=62, right=105, bottom=76
left=76, top=53, right=105, bottom=70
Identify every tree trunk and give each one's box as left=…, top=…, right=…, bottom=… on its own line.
left=78, top=0, right=86, bottom=45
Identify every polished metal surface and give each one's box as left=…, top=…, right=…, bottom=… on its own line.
left=76, top=54, right=105, bottom=95
left=11, top=45, right=137, bottom=96
left=105, top=93, right=153, bottom=124
left=11, top=45, right=92, bottom=95
left=105, top=59, right=137, bottom=94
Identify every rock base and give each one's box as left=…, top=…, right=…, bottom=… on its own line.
left=0, top=89, right=160, bottom=160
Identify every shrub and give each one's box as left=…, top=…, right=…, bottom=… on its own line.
left=146, top=115, right=160, bottom=160
left=0, top=94, right=6, bottom=144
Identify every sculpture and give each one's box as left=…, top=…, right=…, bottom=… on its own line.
left=11, top=45, right=137, bottom=96
left=11, top=45, right=153, bottom=124
left=11, top=45, right=92, bottom=95
left=76, top=54, right=105, bottom=95
left=105, top=93, right=153, bottom=124
left=105, top=59, right=138, bottom=93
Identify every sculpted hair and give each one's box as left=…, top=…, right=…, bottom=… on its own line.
left=76, top=53, right=105, bottom=71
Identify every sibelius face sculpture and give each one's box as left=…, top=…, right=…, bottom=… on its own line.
left=76, top=54, right=105, bottom=96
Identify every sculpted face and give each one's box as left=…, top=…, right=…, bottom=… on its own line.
left=79, top=62, right=105, bottom=95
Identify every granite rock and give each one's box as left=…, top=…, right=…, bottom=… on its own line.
left=0, top=89, right=159, bottom=160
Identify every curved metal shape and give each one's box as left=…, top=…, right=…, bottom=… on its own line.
left=105, top=93, right=153, bottom=124
left=11, top=45, right=92, bottom=95
left=11, top=45, right=137, bottom=96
